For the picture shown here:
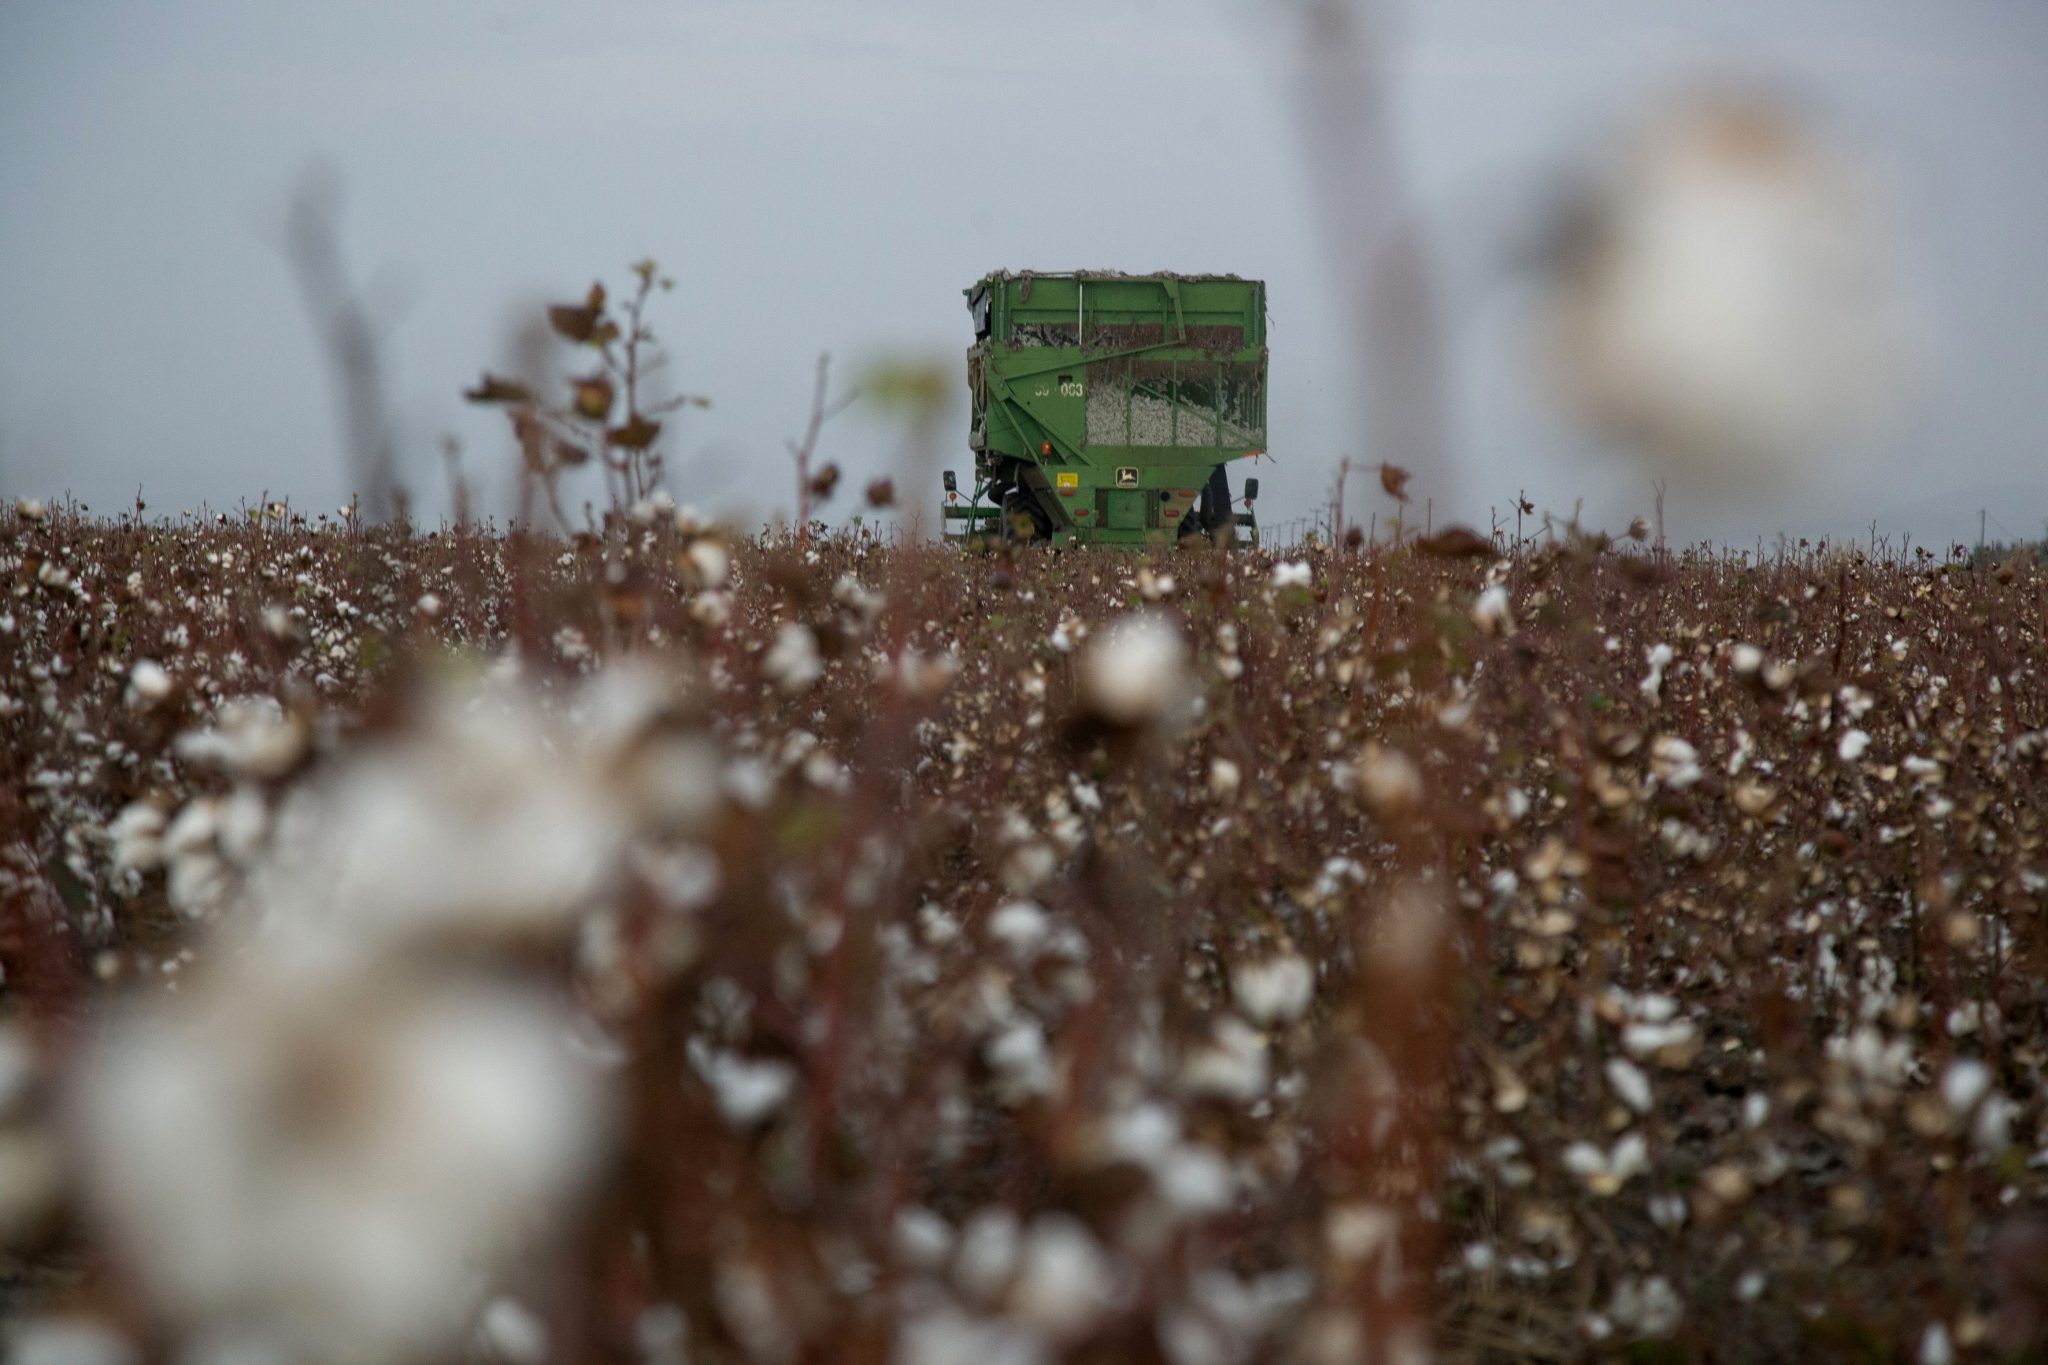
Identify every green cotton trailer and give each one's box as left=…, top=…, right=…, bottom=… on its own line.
left=941, top=271, right=1265, bottom=546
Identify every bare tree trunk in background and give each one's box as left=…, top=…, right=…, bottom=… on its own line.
left=1290, top=0, right=1454, bottom=521
left=287, top=175, right=400, bottom=523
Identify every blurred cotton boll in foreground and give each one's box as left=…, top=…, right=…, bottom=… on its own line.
left=1077, top=611, right=1192, bottom=729
left=73, top=964, right=609, bottom=1362
left=246, top=665, right=705, bottom=956
left=1539, top=90, right=1911, bottom=491
left=57, top=662, right=694, bottom=1360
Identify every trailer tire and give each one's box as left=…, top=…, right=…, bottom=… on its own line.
left=1177, top=466, right=1235, bottom=543
left=1001, top=490, right=1050, bottom=542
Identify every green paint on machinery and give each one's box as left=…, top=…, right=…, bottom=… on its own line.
left=941, top=271, right=1265, bottom=546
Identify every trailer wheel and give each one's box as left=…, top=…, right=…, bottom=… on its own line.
left=1177, top=466, right=1235, bottom=543
left=1001, top=489, right=1050, bottom=542
left=1201, top=465, right=1231, bottom=532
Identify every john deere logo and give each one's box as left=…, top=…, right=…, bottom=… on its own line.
left=1115, top=467, right=1139, bottom=488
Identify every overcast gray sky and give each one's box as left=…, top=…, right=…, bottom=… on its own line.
left=2, top=0, right=2044, bottom=547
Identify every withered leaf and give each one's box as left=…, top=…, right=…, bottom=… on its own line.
left=607, top=415, right=662, bottom=450
left=463, top=373, right=533, bottom=405
left=548, top=303, right=600, bottom=343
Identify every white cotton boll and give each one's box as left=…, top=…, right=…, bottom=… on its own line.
left=1542, top=92, right=1909, bottom=490
left=302, top=748, right=617, bottom=939
left=1152, top=1143, right=1235, bottom=1217
left=1178, top=1017, right=1269, bottom=1103
left=1634, top=993, right=1680, bottom=1023
left=1648, top=1193, right=1688, bottom=1231
left=762, top=624, right=824, bottom=694
left=1939, top=1058, right=1992, bottom=1118
left=1568, top=1132, right=1649, bottom=1191
left=73, top=973, right=610, bottom=1364
left=689, top=590, right=732, bottom=627
left=1608, top=1275, right=1684, bottom=1339
left=831, top=573, right=886, bottom=627
left=1207, top=757, right=1241, bottom=799
left=987, top=901, right=1052, bottom=956
left=1078, top=612, right=1190, bottom=727
left=1730, top=643, right=1764, bottom=675
left=953, top=1208, right=1023, bottom=1302
left=174, top=697, right=308, bottom=780
left=685, top=540, right=730, bottom=589
left=1838, top=728, right=1870, bottom=762
left=476, top=1298, right=547, bottom=1365
left=166, top=851, right=233, bottom=918
left=893, top=1206, right=954, bottom=1271
left=570, top=660, right=677, bottom=755
left=1103, top=1102, right=1180, bottom=1165
left=1611, top=1134, right=1645, bottom=1182
left=238, top=677, right=662, bottom=949
left=1605, top=1057, right=1654, bottom=1115
left=126, top=660, right=172, bottom=707
left=999, top=842, right=1057, bottom=895
left=688, top=1044, right=797, bottom=1128
left=1471, top=585, right=1514, bottom=635
left=985, top=1020, right=1054, bottom=1104
left=1563, top=1142, right=1608, bottom=1178
left=1919, top=1322, right=1954, bottom=1365
left=1640, top=643, right=1673, bottom=698
left=216, top=787, right=270, bottom=867
left=1010, top=1215, right=1118, bottom=1339
left=1231, top=954, right=1314, bottom=1025
left=722, top=757, right=775, bottom=811
left=1622, top=1018, right=1698, bottom=1059
left=1972, top=1094, right=2016, bottom=1155
left=162, top=799, right=221, bottom=863
left=1649, top=735, right=1703, bottom=789
left=1325, top=1202, right=1400, bottom=1264
left=1357, top=744, right=1423, bottom=819
left=1271, top=561, right=1312, bottom=590
left=108, top=802, right=168, bottom=874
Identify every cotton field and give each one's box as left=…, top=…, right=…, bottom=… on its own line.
left=2, top=502, right=2045, bottom=1363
